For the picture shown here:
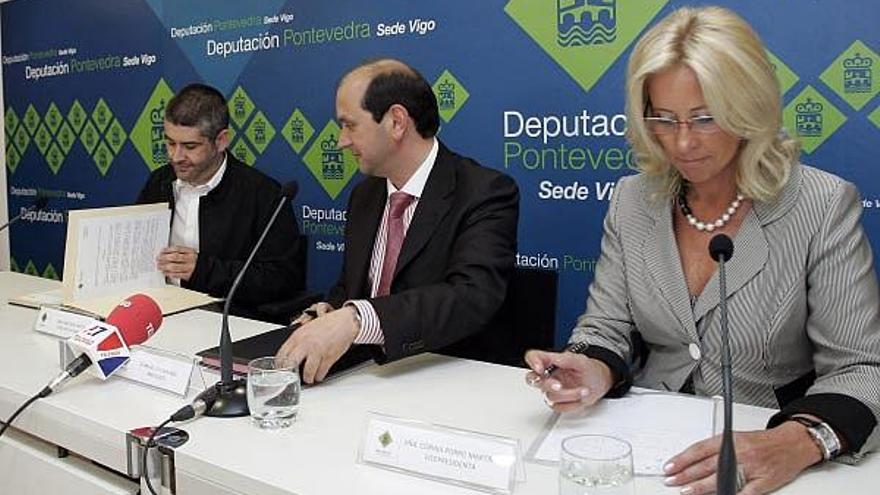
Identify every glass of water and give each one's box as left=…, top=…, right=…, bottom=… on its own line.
left=247, top=356, right=300, bottom=429
left=559, top=435, right=634, bottom=495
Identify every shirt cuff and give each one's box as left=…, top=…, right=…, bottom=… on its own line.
left=574, top=344, right=632, bottom=399
left=346, top=300, right=384, bottom=345
left=766, top=392, right=876, bottom=454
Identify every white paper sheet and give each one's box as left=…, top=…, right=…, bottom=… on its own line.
left=71, top=205, right=169, bottom=300
left=533, top=391, right=716, bottom=475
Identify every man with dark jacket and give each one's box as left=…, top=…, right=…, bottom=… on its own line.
left=276, top=59, right=519, bottom=383
left=137, top=83, right=303, bottom=313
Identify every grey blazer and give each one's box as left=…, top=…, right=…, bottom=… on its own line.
left=571, top=163, right=880, bottom=455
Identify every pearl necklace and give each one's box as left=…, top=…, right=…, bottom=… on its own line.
left=677, top=189, right=745, bottom=233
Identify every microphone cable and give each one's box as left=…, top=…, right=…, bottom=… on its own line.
left=0, top=355, right=91, bottom=439
left=141, top=387, right=218, bottom=495
left=0, top=386, right=52, bottom=439
left=141, top=417, right=173, bottom=495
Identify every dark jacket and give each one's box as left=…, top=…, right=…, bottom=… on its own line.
left=328, top=142, right=519, bottom=362
left=136, top=155, right=304, bottom=307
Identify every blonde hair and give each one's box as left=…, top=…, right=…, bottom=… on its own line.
left=625, top=6, right=800, bottom=201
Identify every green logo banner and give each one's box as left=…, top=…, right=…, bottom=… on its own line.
left=433, top=70, right=470, bottom=123
left=283, top=108, right=315, bottom=155
left=131, top=78, right=174, bottom=171
left=303, top=121, right=359, bottom=200
left=820, top=40, right=878, bottom=111
left=505, top=0, right=668, bottom=92
left=783, top=85, right=847, bottom=154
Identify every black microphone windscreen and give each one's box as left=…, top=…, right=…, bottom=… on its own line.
left=280, top=181, right=299, bottom=200
left=709, top=234, right=734, bottom=262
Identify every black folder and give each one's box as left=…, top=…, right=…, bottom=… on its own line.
left=196, top=325, right=374, bottom=379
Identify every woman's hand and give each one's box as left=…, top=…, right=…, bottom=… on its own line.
left=663, top=421, right=824, bottom=494
left=524, top=349, right=614, bottom=413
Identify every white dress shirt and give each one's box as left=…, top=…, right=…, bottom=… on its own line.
left=168, top=155, right=227, bottom=285
left=348, top=138, right=439, bottom=344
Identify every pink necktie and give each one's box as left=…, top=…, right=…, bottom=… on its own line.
left=376, top=192, right=414, bottom=296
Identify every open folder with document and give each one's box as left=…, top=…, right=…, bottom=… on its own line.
left=530, top=389, right=718, bottom=475
left=11, top=203, right=218, bottom=317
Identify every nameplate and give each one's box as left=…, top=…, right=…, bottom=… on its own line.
left=115, top=346, right=195, bottom=396
left=34, top=306, right=100, bottom=338
left=358, top=412, right=522, bottom=494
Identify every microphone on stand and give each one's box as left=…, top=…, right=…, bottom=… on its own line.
left=709, top=234, right=737, bottom=495
left=0, top=194, right=50, bottom=232
left=45, top=293, right=164, bottom=393
left=0, top=294, right=163, bottom=439
left=197, top=181, right=299, bottom=417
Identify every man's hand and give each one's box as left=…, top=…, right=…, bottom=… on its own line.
left=276, top=306, right=360, bottom=384
left=662, top=421, right=824, bottom=494
left=524, top=349, right=614, bottom=413
left=157, top=246, right=198, bottom=281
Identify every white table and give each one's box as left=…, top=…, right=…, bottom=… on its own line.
left=0, top=272, right=875, bottom=494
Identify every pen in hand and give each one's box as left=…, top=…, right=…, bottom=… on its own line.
left=543, top=341, right=589, bottom=375
left=290, top=308, right=319, bottom=328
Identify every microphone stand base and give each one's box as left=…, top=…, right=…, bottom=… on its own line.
left=201, top=379, right=249, bottom=418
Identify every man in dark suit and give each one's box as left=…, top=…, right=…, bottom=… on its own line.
left=137, top=83, right=303, bottom=315
left=277, top=59, right=519, bottom=383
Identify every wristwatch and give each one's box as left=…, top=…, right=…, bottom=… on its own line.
left=789, top=415, right=842, bottom=461
left=349, top=305, right=363, bottom=332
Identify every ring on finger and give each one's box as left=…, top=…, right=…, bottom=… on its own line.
left=736, top=465, right=746, bottom=491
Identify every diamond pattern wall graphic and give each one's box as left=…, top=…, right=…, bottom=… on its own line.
left=34, top=124, right=52, bottom=155
left=46, top=143, right=64, bottom=174
left=433, top=70, right=470, bottom=123
left=302, top=121, right=359, bottom=200
left=56, top=122, right=75, bottom=154
left=44, top=103, right=63, bottom=135
left=5, top=107, right=19, bottom=137
left=80, top=121, right=99, bottom=154
left=820, top=40, right=878, bottom=110
left=230, top=138, right=257, bottom=166
left=869, top=104, right=880, bottom=129
left=245, top=110, right=275, bottom=154
left=6, top=144, right=21, bottom=173
left=783, top=85, right=847, bottom=154
left=24, top=260, right=39, bottom=277
left=67, top=100, right=87, bottom=134
left=23, top=104, right=40, bottom=135
left=91, top=98, right=114, bottom=133
left=767, top=50, right=799, bottom=96
left=106, top=119, right=128, bottom=155
left=131, top=78, right=174, bottom=172
left=225, top=86, right=277, bottom=166
left=13, top=125, right=30, bottom=156
left=229, top=86, right=255, bottom=129
left=42, top=263, right=59, bottom=281
left=505, top=0, right=668, bottom=92
left=282, top=108, right=315, bottom=155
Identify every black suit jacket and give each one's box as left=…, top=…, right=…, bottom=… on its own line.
left=328, top=142, right=519, bottom=362
left=136, top=155, right=304, bottom=307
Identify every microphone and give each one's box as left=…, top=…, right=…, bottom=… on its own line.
left=198, top=180, right=299, bottom=417
left=709, top=234, right=738, bottom=494
left=44, top=294, right=163, bottom=394
left=0, top=194, right=50, bottom=232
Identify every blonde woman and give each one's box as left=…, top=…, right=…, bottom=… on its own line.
left=525, top=6, right=879, bottom=494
